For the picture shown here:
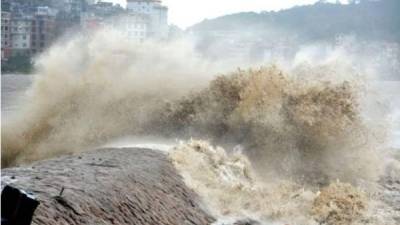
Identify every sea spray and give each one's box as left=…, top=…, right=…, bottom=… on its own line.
left=169, top=140, right=396, bottom=225
left=1, top=27, right=398, bottom=225
left=169, top=140, right=317, bottom=224
left=311, top=182, right=367, bottom=225
left=159, top=65, right=385, bottom=184
left=2, top=29, right=388, bottom=182
left=2, top=42, right=387, bottom=185
left=1, top=29, right=221, bottom=167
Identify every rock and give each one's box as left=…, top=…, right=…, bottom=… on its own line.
left=233, top=218, right=261, bottom=225
left=1, top=148, right=215, bottom=225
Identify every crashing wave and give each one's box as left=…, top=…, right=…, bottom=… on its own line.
left=169, top=140, right=397, bottom=225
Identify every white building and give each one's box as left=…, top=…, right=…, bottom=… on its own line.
left=112, top=13, right=148, bottom=42
left=1, top=11, right=12, bottom=59
left=35, top=6, right=58, bottom=17
left=85, top=0, right=97, bottom=5
left=10, top=17, right=32, bottom=54
left=126, top=0, right=168, bottom=39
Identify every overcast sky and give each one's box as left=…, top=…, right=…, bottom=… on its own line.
left=108, top=0, right=349, bottom=28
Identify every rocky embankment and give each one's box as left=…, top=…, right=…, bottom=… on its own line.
left=1, top=148, right=214, bottom=225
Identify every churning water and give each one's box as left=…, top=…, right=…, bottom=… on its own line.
left=1, top=29, right=400, bottom=224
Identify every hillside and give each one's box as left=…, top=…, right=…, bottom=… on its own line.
left=189, top=0, right=400, bottom=43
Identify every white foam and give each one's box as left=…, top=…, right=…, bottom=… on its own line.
left=102, top=136, right=177, bottom=152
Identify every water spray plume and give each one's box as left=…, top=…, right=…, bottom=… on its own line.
left=1, top=28, right=398, bottom=225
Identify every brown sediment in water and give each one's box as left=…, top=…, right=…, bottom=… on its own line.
left=1, top=31, right=217, bottom=168
left=1, top=30, right=385, bottom=186
left=1, top=29, right=398, bottom=225
left=2, top=63, right=385, bottom=185
left=160, top=65, right=383, bottom=184
left=311, top=182, right=367, bottom=225
left=169, top=140, right=399, bottom=225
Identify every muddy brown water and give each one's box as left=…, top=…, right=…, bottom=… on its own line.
left=1, top=74, right=399, bottom=224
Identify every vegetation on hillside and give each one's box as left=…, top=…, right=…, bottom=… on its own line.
left=190, top=0, right=400, bottom=43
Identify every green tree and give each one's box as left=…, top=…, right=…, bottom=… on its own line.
left=1, top=55, right=33, bottom=74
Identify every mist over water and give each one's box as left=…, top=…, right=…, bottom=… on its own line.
left=1, top=29, right=221, bottom=166
left=170, top=140, right=396, bottom=225
left=2, top=27, right=400, bottom=224
left=1, top=75, right=33, bottom=119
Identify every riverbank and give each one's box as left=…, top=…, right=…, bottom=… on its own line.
left=1, top=55, right=34, bottom=74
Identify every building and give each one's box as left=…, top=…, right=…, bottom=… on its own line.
left=30, top=7, right=57, bottom=55
left=115, top=13, right=148, bottom=42
left=1, top=1, right=58, bottom=59
left=81, top=1, right=124, bottom=31
left=10, top=15, right=33, bottom=56
left=126, top=0, right=168, bottom=39
left=53, top=0, right=87, bottom=37
left=81, top=12, right=102, bottom=30
left=53, top=0, right=86, bottom=16
left=81, top=0, right=166, bottom=42
left=2, top=4, right=57, bottom=58
left=1, top=11, right=12, bottom=60
left=86, top=0, right=97, bottom=5
left=1, top=0, right=169, bottom=63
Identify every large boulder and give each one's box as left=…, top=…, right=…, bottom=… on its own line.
left=1, top=148, right=214, bottom=225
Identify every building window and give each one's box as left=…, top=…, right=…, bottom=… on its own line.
left=23, top=43, right=27, bottom=47
left=22, top=35, right=26, bottom=40
left=5, top=26, right=8, bottom=30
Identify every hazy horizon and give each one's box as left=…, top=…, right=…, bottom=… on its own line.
left=107, top=0, right=353, bottom=28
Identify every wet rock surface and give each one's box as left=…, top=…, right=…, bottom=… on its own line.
left=232, top=219, right=262, bottom=225
left=1, top=148, right=215, bottom=225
